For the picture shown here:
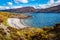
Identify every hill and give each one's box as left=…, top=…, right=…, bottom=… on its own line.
left=0, top=5, right=60, bottom=13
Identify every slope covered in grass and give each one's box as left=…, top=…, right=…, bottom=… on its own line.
left=0, top=12, right=60, bottom=40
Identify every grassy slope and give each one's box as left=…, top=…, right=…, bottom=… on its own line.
left=0, top=12, right=60, bottom=40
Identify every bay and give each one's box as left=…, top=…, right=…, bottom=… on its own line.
left=22, top=13, right=60, bottom=28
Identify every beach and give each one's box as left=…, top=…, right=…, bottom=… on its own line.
left=7, top=18, right=29, bottom=29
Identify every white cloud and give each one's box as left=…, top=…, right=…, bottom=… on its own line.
left=39, top=5, right=45, bottom=9
left=1, top=0, right=60, bottom=10
left=7, top=2, right=13, bottom=9
left=37, top=0, right=54, bottom=9
left=0, top=6, right=22, bottom=10
left=49, top=0, right=54, bottom=4
left=0, top=6, right=5, bottom=10
left=7, top=2, right=13, bottom=6
left=5, top=7, right=10, bottom=9
left=38, top=4, right=49, bottom=9
left=58, top=0, right=60, bottom=2
left=12, top=6, right=22, bottom=9
left=0, top=6, right=9, bottom=10
left=38, top=0, right=60, bottom=9
left=14, top=0, right=28, bottom=3
left=32, top=6, right=36, bottom=8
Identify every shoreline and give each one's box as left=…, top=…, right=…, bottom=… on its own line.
left=7, top=18, right=29, bottom=29
left=20, top=19, right=30, bottom=27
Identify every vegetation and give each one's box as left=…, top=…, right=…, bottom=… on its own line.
left=0, top=24, right=60, bottom=40
left=0, top=12, right=60, bottom=40
left=0, top=12, right=11, bottom=26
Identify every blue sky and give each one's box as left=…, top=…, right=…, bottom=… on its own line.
left=0, top=0, right=49, bottom=6
left=0, top=0, right=60, bottom=10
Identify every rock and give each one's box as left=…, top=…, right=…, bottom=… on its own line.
left=9, top=14, right=31, bottom=19
left=54, top=23, right=60, bottom=29
left=48, top=33, right=56, bottom=40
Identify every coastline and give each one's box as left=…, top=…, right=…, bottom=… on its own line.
left=7, top=18, right=29, bottom=29
left=20, top=19, right=30, bottom=27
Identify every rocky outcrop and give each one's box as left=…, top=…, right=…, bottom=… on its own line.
left=9, top=14, right=31, bottom=19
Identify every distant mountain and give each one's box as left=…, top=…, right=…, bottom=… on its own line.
left=37, top=5, right=60, bottom=13
left=0, top=5, right=60, bottom=13
left=0, top=7, right=35, bottom=13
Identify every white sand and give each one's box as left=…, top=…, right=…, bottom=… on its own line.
left=7, top=18, right=28, bottom=29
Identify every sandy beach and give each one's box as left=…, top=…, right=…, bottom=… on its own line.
left=7, top=18, right=28, bottom=29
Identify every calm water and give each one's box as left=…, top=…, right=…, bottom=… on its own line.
left=23, top=13, right=60, bottom=28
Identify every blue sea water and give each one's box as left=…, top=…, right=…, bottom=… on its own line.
left=23, top=13, right=60, bottom=28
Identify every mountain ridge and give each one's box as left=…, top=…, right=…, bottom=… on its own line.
left=0, top=5, right=60, bottom=13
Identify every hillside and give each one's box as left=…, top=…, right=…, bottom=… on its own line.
left=0, top=5, right=60, bottom=13
left=0, top=12, right=60, bottom=40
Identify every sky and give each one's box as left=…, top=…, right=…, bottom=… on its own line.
left=0, top=0, right=60, bottom=10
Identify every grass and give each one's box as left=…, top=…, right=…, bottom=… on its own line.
left=0, top=12, right=60, bottom=40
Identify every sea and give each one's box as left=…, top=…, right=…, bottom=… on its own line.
left=22, top=13, right=60, bottom=28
